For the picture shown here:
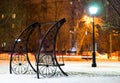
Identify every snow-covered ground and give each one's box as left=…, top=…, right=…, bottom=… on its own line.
left=0, top=60, right=120, bottom=83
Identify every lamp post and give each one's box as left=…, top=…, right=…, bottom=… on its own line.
left=89, top=6, right=98, bottom=67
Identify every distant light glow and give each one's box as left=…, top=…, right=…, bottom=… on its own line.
left=85, top=31, right=88, bottom=35
left=15, top=39, right=21, bottom=42
left=2, top=14, right=5, bottom=19
left=2, top=42, right=6, bottom=47
left=18, top=39, right=21, bottom=42
left=71, top=47, right=76, bottom=51
left=12, top=13, right=16, bottom=19
left=70, top=1, right=73, bottom=5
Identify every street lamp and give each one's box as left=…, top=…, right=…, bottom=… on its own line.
left=89, top=6, right=98, bottom=67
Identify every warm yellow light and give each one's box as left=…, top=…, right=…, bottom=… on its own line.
left=83, top=15, right=92, bottom=24
left=12, top=13, right=16, bottom=19
left=2, top=14, right=5, bottom=19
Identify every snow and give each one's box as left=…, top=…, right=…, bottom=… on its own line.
left=0, top=74, right=120, bottom=83
left=0, top=60, right=120, bottom=83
